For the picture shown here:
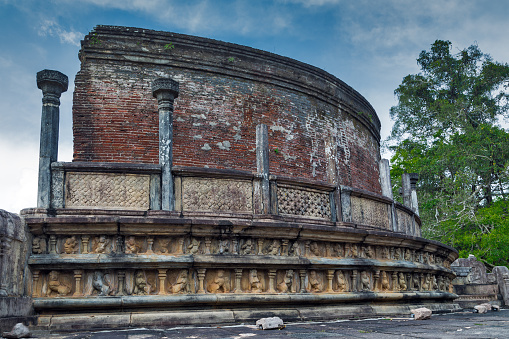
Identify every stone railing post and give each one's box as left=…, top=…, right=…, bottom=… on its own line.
left=339, top=186, right=352, bottom=223
left=402, top=173, right=419, bottom=235
left=379, top=159, right=398, bottom=232
left=256, top=124, right=270, bottom=214
left=36, top=70, right=68, bottom=208
left=152, top=78, right=179, bottom=211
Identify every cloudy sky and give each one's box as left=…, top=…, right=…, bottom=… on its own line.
left=1, top=0, right=508, bottom=214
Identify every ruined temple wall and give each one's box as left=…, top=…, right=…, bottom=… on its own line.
left=73, top=26, right=381, bottom=193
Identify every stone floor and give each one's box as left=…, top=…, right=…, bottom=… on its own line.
left=27, top=310, right=509, bottom=339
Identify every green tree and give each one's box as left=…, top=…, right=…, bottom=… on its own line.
left=388, top=40, right=509, bottom=266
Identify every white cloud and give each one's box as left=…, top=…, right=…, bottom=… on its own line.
left=280, top=0, right=341, bottom=7
left=37, top=19, right=83, bottom=47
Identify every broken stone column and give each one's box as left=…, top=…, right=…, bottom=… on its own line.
left=36, top=70, right=68, bottom=208
left=152, top=78, right=179, bottom=211
left=256, top=124, right=270, bottom=214
left=379, top=159, right=398, bottom=232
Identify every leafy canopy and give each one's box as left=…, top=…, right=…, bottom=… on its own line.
left=388, top=40, right=509, bottom=267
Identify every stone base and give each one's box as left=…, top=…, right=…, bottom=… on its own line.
left=33, top=302, right=462, bottom=332
left=0, top=297, right=34, bottom=332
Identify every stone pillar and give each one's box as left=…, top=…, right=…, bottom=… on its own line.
left=379, top=159, right=398, bottom=232
left=268, top=269, right=277, bottom=293
left=392, top=271, right=398, bottom=291
left=146, top=238, right=154, bottom=254
left=409, top=173, right=419, bottom=216
left=299, top=270, right=307, bottom=293
left=256, top=124, right=270, bottom=214
left=73, top=270, right=83, bottom=296
left=152, top=78, right=179, bottom=211
left=205, top=238, right=212, bottom=254
left=326, top=270, right=334, bottom=293
left=36, top=70, right=68, bottom=208
left=117, top=271, right=126, bottom=296
left=158, top=269, right=167, bottom=295
left=234, top=269, right=243, bottom=293
left=340, top=186, right=353, bottom=223
left=49, top=235, right=57, bottom=254
left=281, top=239, right=289, bottom=256
left=257, top=239, right=264, bottom=255
left=0, top=237, right=11, bottom=296
left=197, top=269, right=206, bottom=293
left=351, top=270, right=358, bottom=292
left=32, top=270, right=40, bottom=297
left=81, top=236, right=90, bottom=254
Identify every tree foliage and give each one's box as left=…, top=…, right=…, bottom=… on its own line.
left=388, top=40, right=509, bottom=267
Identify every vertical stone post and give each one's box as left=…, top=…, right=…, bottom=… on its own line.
left=234, top=269, right=243, bottom=293
left=117, top=271, right=126, bottom=296
left=73, top=270, right=83, bottom=296
left=409, top=173, right=419, bottom=216
left=197, top=269, right=206, bottom=293
left=257, top=239, right=264, bottom=255
left=146, top=238, right=154, bottom=254
left=152, top=78, right=179, bottom=211
left=81, top=236, right=90, bottom=254
left=281, top=239, right=289, bottom=256
left=267, top=269, right=277, bottom=293
left=351, top=270, right=358, bottom=292
left=299, top=270, right=307, bottom=293
left=49, top=235, right=57, bottom=254
left=32, top=270, right=40, bottom=297
left=326, top=270, right=334, bottom=293
left=379, top=159, right=398, bottom=232
left=401, top=173, right=412, bottom=208
left=0, top=237, right=11, bottom=296
left=392, top=271, right=398, bottom=291
left=340, top=186, right=353, bottom=223
left=36, top=70, right=68, bottom=209
left=256, top=124, right=270, bottom=214
left=158, top=269, right=167, bottom=295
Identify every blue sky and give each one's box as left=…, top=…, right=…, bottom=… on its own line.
left=1, top=0, right=509, bottom=213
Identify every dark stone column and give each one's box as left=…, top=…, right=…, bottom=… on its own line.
left=256, top=124, right=270, bottom=214
left=36, top=70, right=68, bottom=209
left=379, top=159, right=398, bottom=232
left=340, top=186, right=352, bottom=223
left=152, top=78, right=179, bottom=211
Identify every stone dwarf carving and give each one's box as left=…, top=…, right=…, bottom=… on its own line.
left=188, top=238, right=201, bottom=254
left=92, top=235, right=111, bottom=254
left=345, top=243, right=358, bottom=258
left=421, top=274, right=430, bottom=291
left=249, top=269, right=263, bottom=293
left=277, top=270, right=294, bottom=293
left=133, top=271, right=149, bottom=295
left=412, top=273, right=420, bottom=291
left=63, top=236, right=78, bottom=254
left=432, top=275, right=438, bottom=291
left=308, top=270, right=322, bottom=293
left=125, top=236, right=140, bottom=254
left=289, top=241, right=301, bottom=256
left=398, top=272, right=407, bottom=291
left=404, top=249, right=412, bottom=261
left=335, top=270, right=348, bottom=292
left=360, top=271, right=371, bottom=291
left=240, top=239, right=253, bottom=255
left=310, top=242, right=320, bottom=256
left=333, top=243, right=344, bottom=258
left=380, top=246, right=390, bottom=260
left=208, top=270, right=229, bottom=293
left=219, top=239, right=230, bottom=254
left=172, top=270, right=190, bottom=294
left=381, top=271, right=390, bottom=291
left=267, top=240, right=280, bottom=255
left=393, top=247, right=402, bottom=260
left=92, top=271, right=112, bottom=296
left=47, top=271, right=72, bottom=296
left=32, top=236, right=46, bottom=254
left=362, top=245, right=375, bottom=259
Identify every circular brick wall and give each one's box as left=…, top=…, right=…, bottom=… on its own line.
left=73, top=25, right=382, bottom=193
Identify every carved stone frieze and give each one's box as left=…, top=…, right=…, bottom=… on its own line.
left=182, top=177, right=253, bottom=213
left=351, top=196, right=390, bottom=229
left=277, top=186, right=331, bottom=219
left=65, top=172, right=150, bottom=210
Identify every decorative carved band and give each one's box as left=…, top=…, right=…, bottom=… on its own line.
left=351, top=196, right=390, bottom=229
left=65, top=172, right=150, bottom=210
left=277, top=186, right=331, bottom=219
left=181, top=177, right=253, bottom=213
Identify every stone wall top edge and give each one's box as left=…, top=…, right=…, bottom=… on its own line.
left=270, top=174, right=336, bottom=191
left=53, top=161, right=162, bottom=174
left=340, top=185, right=393, bottom=205
left=394, top=202, right=422, bottom=225
left=84, top=25, right=381, bottom=139
left=172, top=166, right=255, bottom=179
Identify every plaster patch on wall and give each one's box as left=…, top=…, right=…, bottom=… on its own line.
left=217, top=141, right=231, bottom=151
left=270, top=125, right=295, bottom=140
left=176, top=117, right=185, bottom=122
left=193, top=135, right=202, bottom=139
left=201, top=143, right=212, bottom=151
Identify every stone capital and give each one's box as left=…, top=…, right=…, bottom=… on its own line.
left=37, top=70, right=68, bottom=98
left=152, top=78, right=179, bottom=99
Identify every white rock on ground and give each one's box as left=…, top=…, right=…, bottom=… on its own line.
left=411, top=307, right=432, bottom=320
left=2, top=323, right=31, bottom=338
left=256, top=316, right=284, bottom=330
left=474, top=305, right=488, bottom=314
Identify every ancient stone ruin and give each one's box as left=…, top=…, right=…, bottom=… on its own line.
left=3, top=25, right=460, bottom=330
